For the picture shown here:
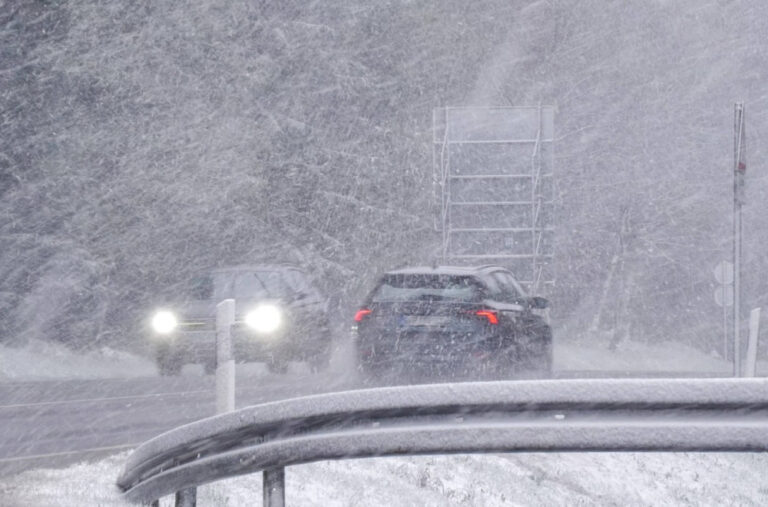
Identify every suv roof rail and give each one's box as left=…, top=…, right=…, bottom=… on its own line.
left=209, top=264, right=312, bottom=277
left=475, top=264, right=508, bottom=271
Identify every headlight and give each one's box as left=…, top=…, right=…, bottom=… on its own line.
left=244, top=304, right=283, bottom=334
left=151, top=310, right=178, bottom=334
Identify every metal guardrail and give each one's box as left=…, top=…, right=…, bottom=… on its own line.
left=117, top=378, right=768, bottom=505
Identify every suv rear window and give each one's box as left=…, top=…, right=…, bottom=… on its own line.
left=372, top=274, right=483, bottom=302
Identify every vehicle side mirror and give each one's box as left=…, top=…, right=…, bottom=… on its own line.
left=530, top=296, right=549, bottom=309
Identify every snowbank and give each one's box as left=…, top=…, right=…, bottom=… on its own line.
left=2, top=450, right=767, bottom=506
left=1, top=334, right=763, bottom=382
left=0, top=339, right=156, bottom=381
left=554, top=338, right=732, bottom=373
left=553, top=330, right=767, bottom=375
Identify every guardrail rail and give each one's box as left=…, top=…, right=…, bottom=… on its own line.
left=117, top=378, right=768, bottom=506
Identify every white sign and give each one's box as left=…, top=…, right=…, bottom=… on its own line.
left=714, top=285, right=734, bottom=307
left=714, top=260, right=734, bottom=285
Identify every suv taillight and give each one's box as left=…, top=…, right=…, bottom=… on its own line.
left=354, top=309, right=372, bottom=322
left=475, top=310, right=499, bottom=325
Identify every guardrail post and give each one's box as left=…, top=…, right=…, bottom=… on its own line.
left=745, top=307, right=761, bottom=377
left=263, top=467, right=285, bottom=507
left=216, top=299, right=236, bottom=414
left=174, top=487, right=197, bottom=507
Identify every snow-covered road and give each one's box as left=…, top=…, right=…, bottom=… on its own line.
left=0, top=335, right=764, bottom=504
left=0, top=369, right=741, bottom=478
left=0, top=371, right=355, bottom=476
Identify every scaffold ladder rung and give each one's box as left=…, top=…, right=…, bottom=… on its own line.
left=449, top=253, right=554, bottom=259
left=449, top=174, right=553, bottom=180
left=450, top=227, right=554, bottom=233
left=450, top=201, right=553, bottom=206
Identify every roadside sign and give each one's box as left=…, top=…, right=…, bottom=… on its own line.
left=714, top=284, right=734, bottom=307
left=714, top=260, right=734, bottom=285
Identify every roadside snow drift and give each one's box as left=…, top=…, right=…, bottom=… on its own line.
left=2, top=335, right=762, bottom=382
left=2, top=451, right=767, bottom=506
left=0, top=340, right=156, bottom=381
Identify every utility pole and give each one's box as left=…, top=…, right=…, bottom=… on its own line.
left=733, top=102, right=746, bottom=376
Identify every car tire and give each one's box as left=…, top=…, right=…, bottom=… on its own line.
left=357, top=363, right=380, bottom=386
left=308, top=348, right=331, bottom=374
left=155, top=345, right=182, bottom=376
left=486, top=340, right=517, bottom=380
left=528, top=349, right=553, bottom=379
left=157, top=357, right=182, bottom=376
left=307, top=327, right=332, bottom=373
left=525, top=326, right=553, bottom=379
left=268, top=358, right=289, bottom=374
left=489, top=354, right=515, bottom=381
left=203, top=360, right=217, bottom=375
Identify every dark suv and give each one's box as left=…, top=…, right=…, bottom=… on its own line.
left=147, top=265, right=331, bottom=375
left=354, top=265, right=552, bottom=380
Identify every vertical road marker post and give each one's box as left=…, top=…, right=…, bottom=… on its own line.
left=713, top=260, right=734, bottom=360
left=166, top=299, right=237, bottom=507
left=744, top=308, right=761, bottom=377
left=173, top=299, right=236, bottom=507
left=216, top=299, right=236, bottom=414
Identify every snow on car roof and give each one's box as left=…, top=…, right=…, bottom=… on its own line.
left=385, top=265, right=501, bottom=276
left=211, top=264, right=303, bottom=274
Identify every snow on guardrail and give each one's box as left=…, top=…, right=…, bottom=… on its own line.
left=117, top=378, right=768, bottom=505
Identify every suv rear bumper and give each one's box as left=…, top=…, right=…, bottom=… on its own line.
left=357, top=328, right=497, bottom=365
left=355, top=327, right=551, bottom=376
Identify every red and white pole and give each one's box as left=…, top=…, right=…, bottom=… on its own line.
left=733, top=102, right=746, bottom=376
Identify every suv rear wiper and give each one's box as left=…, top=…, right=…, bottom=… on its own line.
left=411, top=293, right=450, bottom=302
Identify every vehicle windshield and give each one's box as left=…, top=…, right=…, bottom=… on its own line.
left=213, top=271, right=290, bottom=300
left=372, top=274, right=482, bottom=302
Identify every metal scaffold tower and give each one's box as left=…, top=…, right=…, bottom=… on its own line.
left=433, top=106, right=555, bottom=293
